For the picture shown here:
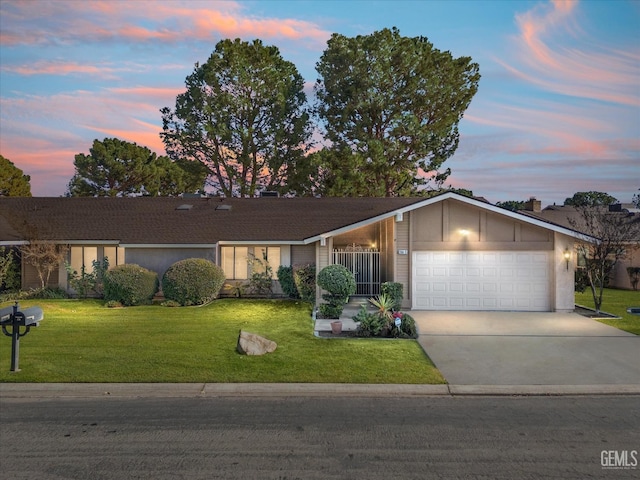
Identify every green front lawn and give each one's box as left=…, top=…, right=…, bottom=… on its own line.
left=575, top=288, right=640, bottom=335
left=0, top=299, right=445, bottom=384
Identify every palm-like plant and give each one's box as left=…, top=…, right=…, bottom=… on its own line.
left=368, top=294, right=395, bottom=323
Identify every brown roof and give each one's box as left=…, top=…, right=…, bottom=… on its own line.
left=0, top=196, right=426, bottom=245
left=521, top=204, right=640, bottom=241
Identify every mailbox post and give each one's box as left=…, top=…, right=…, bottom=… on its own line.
left=0, top=302, right=43, bottom=372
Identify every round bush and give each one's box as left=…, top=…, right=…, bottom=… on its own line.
left=317, top=264, right=356, bottom=297
left=162, top=258, right=225, bottom=306
left=104, top=264, right=158, bottom=306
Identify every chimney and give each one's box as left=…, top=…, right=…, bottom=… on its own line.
left=523, top=197, right=541, bottom=212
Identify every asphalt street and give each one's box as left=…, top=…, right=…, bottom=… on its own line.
left=1, top=395, right=638, bottom=479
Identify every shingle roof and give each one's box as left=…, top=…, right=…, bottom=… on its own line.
left=0, top=196, right=426, bottom=245
left=520, top=204, right=640, bottom=241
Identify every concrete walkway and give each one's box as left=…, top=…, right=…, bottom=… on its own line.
left=413, top=311, right=640, bottom=386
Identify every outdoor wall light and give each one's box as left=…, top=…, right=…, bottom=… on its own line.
left=563, top=248, right=571, bottom=270
left=459, top=229, right=470, bottom=237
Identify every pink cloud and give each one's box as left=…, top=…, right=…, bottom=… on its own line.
left=0, top=0, right=330, bottom=47
left=503, top=0, right=640, bottom=107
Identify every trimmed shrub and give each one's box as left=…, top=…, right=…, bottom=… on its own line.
left=104, top=264, right=158, bottom=306
left=317, top=264, right=356, bottom=298
left=317, top=264, right=356, bottom=318
left=381, top=282, right=403, bottom=311
left=319, top=302, right=344, bottom=319
left=293, top=264, right=316, bottom=302
left=277, top=265, right=299, bottom=298
left=162, top=258, right=225, bottom=306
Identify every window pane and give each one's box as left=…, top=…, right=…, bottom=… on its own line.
left=235, top=247, right=248, bottom=280
left=267, top=247, right=280, bottom=279
left=83, top=247, right=98, bottom=272
left=221, top=247, right=235, bottom=279
left=70, top=247, right=83, bottom=275
left=104, top=247, right=116, bottom=268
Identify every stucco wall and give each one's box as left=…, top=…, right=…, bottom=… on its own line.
left=611, top=245, right=639, bottom=290
left=125, top=247, right=216, bottom=281
left=554, top=233, right=576, bottom=312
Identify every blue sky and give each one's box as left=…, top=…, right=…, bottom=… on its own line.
left=0, top=0, right=638, bottom=205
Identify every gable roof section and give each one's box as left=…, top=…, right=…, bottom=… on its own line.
left=306, top=192, right=595, bottom=242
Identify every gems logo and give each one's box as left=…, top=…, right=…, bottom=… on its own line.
left=601, top=450, right=638, bottom=470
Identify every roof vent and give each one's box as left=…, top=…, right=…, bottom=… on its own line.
left=215, top=204, right=232, bottom=211
left=176, top=204, right=193, bottom=211
left=260, top=191, right=279, bottom=197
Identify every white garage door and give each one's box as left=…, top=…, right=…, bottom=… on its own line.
left=412, top=251, right=551, bottom=311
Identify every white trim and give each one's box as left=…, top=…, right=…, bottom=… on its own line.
left=119, top=243, right=218, bottom=248
left=0, top=241, right=28, bottom=246
left=64, top=240, right=120, bottom=245
left=217, top=240, right=306, bottom=245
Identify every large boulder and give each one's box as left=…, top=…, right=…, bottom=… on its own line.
left=236, top=331, right=277, bottom=356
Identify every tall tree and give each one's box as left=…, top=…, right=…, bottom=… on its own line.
left=67, top=138, right=207, bottom=197
left=496, top=200, right=526, bottom=212
left=564, top=191, right=618, bottom=207
left=161, top=38, right=313, bottom=197
left=314, top=27, right=480, bottom=197
left=0, top=155, right=32, bottom=197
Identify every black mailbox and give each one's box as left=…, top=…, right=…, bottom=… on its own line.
left=0, top=305, right=13, bottom=324
left=15, top=307, right=44, bottom=327
left=1, top=302, right=44, bottom=372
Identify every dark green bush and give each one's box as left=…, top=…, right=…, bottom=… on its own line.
left=627, top=267, right=640, bottom=290
left=293, top=264, right=316, bottom=302
left=162, top=258, right=225, bottom=306
left=354, top=306, right=386, bottom=337
left=317, top=264, right=356, bottom=298
left=277, top=265, right=299, bottom=298
left=381, top=282, right=403, bottom=311
left=319, top=302, right=344, bottom=319
left=395, top=313, right=418, bottom=339
left=354, top=307, right=417, bottom=339
left=317, top=264, right=355, bottom=318
left=104, top=264, right=158, bottom=306
left=0, top=246, right=20, bottom=292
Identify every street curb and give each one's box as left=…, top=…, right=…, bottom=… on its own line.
left=1, top=383, right=639, bottom=398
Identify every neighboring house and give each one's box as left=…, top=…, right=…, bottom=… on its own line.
left=520, top=200, right=640, bottom=290
left=0, top=192, right=592, bottom=311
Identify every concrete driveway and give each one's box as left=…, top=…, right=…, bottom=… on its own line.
left=413, top=311, right=640, bottom=385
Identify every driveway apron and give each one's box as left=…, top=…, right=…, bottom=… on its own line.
left=412, top=311, right=640, bottom=385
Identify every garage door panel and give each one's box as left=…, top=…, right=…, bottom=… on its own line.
left=412, top=251, right=551, bottom=311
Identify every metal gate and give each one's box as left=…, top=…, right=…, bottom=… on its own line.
left=333, top=246, right=380, bottom=296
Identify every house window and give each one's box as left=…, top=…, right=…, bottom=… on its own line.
left=254, top=247, right=281, bottom=280
left=222, top=246, right=249, bottom=280
left=70, top=246, right=124, bottom=274
left=103, top=246, right=125, bottom=268
left=221, top=246, right=281, bottom=280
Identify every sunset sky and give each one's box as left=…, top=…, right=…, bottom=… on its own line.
left=0, top=0, right=638, bottom=205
